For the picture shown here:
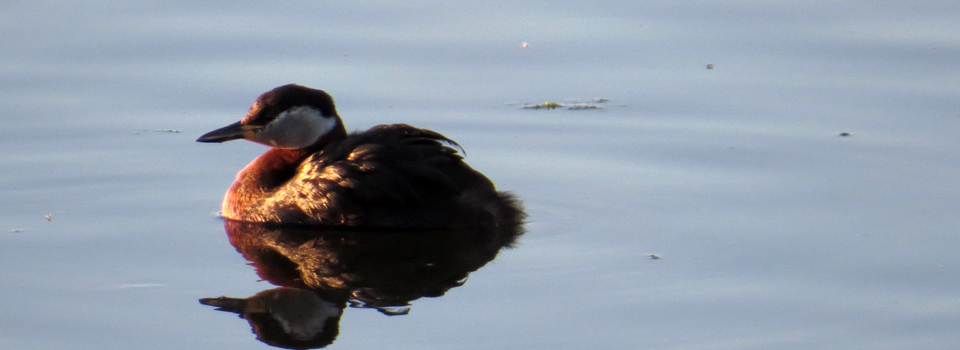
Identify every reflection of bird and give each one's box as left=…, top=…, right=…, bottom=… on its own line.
left=198, top=84, right=522, bottom=228
left=220, top=220, right=525, bottom=298
left=201, top=218, right=526, bottom=348
left=201, top=287, right=342, bottom=349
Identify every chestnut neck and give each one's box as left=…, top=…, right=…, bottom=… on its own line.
left=222, top=121, right=347, bottom=221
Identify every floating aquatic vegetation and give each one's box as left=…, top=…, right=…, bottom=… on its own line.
left=520, top=98, right=611, bottom=110
left=567, top=103, right=603, bottom=110
left=522, top=102, right=564, bottom=110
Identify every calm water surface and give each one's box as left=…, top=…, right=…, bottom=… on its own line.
left=2, top=1, right=959, bottom=349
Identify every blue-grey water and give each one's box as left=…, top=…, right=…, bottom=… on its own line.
left=2, top=1, right=959, bottom=349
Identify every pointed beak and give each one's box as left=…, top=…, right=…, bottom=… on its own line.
left=196, top=121, right=261, bottom=143
left=199, top=296, right=269, bottom=314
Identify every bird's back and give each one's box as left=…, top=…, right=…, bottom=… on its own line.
left=263, top=124, right=500, bottom=227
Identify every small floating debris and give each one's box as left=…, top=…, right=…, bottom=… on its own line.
left=521, top=42, right=529, bottom=49
left=567, top=103, right=603, bottom=110
left=521, top=98, right=611, bottom=111
left=522, top=102, right=564, bottom=110
left=838, top=132, right=851, bottom=137
left=11, top=229, right=26, bottom=233
left=648, top=253, right=661, bottom=260
left=45, top=214, right=53, bottom=222
left=706, top=63, right=714, bottom=69
left=565, top=97, right=609, bottom=110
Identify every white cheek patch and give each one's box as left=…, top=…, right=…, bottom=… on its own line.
left=252, top=106, right=337, bottom=148
left=276, top=298, right=342, bottom=340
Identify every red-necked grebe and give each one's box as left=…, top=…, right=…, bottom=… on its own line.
left=198, top=84, right=522, bottom=228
